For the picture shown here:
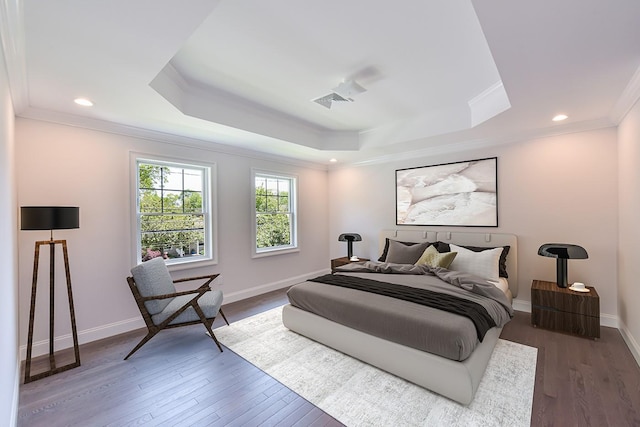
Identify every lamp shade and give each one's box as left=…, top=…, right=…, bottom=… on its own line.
left=538, top=243, right=588, bottom=288
left=338, top=233, right=362, bottom=242
left=538, top=243, right=588, bottom=259
left=21, top=206, right=80, bottom=230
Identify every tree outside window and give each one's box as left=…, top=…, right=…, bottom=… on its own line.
left=136, top=159, right=212, bottom=264
left=254, top=172, right=297, bottom=254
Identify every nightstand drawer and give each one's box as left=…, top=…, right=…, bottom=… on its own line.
left=531, top=306, right=600, bottom=338
left=531, top=279, right=600, bottom=338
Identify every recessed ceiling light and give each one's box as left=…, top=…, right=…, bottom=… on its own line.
left=329, top=158, right=337, bottom=163
left=74, top=98, right=94, bottom=107
left=552, top=114, right=568, bottom=122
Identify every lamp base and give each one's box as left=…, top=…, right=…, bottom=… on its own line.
left=556, top=258, right=568, bottom=288
left=24, top=239, right=80, bottom=383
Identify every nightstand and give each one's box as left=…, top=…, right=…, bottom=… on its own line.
left=331, top=257, right=369, bottom=270
left=531, top=279, right=600, bottom=338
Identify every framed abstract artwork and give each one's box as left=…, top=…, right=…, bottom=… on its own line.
left=396, top=157, right=498, bottom=226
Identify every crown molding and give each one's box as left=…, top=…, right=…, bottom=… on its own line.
left=468, top=80, right=511, bottom=127
left=18, top=102, right=616, bottom=173
left=18, top=108, right=330, bottom=171
left=336, top=117, right=616, bottom=169
left=0, top=0, right=28, bottom=112
left=610, top=64, right=640, bottom=124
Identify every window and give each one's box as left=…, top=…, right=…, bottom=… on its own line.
left=133, top=155, right=216, bottom=266
left=252, top=170, right=297, bottom=256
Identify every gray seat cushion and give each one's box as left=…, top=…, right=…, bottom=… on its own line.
left=130, top=257, right=176, bottom=315
left=151, top=289, right=224, bottom=326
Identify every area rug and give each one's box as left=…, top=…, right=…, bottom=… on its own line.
left=215, top=306, right=537, bottom=427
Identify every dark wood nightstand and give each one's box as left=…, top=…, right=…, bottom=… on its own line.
left=531, top=279, right=600, bottom=339
left=331, top=257, right=369, bottom=270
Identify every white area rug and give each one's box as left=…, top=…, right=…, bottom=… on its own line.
left=215, top=306, right=537, bottom=427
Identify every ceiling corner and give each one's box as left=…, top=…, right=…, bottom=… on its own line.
left=0, top=0, right=29, bottom=112
left=610, top=64, right=640, bottom=124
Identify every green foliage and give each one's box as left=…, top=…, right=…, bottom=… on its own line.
left=138, top=163, right=206, bottom=260
left=255, top=183, right=291, bottom=249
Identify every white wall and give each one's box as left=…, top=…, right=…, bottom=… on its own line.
left=15, top=118, right=329, bottom=356
left=618, top=99, right=640, bottom=364
left=0, top=38, right=18, bottom=426
left=329, top=128, right=619, bottom=320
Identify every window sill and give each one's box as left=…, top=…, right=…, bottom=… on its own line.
left=252, top=247, right=299, bottom=259
left=163, top=257, right=218, bottom=272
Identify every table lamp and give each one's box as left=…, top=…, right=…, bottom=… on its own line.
left=338, top=233, right=362, bottom=260
left=537, top=243, right=588, bottom=288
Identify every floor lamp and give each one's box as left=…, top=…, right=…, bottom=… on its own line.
left=21, top=206, right=81, bottom=383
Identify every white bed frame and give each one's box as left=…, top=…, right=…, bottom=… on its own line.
left=282, top=230, right=517, bottom=405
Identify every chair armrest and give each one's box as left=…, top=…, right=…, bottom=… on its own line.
left=173, top=274, right=219, bottom=284
left=139, top=285, right=210, bottom=302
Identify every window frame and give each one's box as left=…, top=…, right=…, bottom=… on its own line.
left=131, top=153, right=218, bottom=269
left=251, top=169, right=298, bottom=258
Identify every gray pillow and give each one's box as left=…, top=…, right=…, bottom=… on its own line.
left=385, top=240, right=432, bottom=264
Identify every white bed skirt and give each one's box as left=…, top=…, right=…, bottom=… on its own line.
left=282, top=304, right=501, bottom=405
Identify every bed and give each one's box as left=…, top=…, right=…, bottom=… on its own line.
left=282, top=230, right=517, bottom=405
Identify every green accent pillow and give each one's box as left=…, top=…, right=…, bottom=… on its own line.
left=415, top=245, right=457, bottom=269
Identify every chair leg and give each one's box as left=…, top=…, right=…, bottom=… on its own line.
left=192, top=304, right=224, bottom=352
left=219, top=308, right=230, bottom=326
left=200, top=318, right=223, bottom=352
left=206, top=325, right=224, bottom=353
left=124, top=330, right=158, bottom=360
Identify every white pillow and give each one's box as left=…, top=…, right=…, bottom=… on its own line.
left=448, top=244, right=503, bottom=282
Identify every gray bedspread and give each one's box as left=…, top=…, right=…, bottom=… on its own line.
left=286, top=261, right=513, bottom=361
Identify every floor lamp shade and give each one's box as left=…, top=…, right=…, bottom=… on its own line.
left=20, top=205, right=81, bottom=383
left=21, top=206, right=79, bottom=231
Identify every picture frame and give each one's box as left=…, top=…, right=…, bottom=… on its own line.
left=396, top=157, right=498, bottom=226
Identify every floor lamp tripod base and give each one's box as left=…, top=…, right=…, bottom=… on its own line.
left=24, top=239, right=81, bottom=383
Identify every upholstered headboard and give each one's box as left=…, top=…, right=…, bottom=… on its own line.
left=379, top=230, right=518, bottom=298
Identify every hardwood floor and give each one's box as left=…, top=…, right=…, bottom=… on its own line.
left=501, top=311, right=640, bottom=427
left=18, top=288, right=640, bottom=426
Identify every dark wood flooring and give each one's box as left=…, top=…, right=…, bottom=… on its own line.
left=18, top=288, right=640, bottom=426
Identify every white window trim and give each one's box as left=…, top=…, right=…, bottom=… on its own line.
left=251, top=168, right=298, bottom=258
left=130, top=152, right=218, bottom=270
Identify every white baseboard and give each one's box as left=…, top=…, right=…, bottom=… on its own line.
left=222, top=268, right=329, bottom=304
left=19, top=317, right=145, bottom=360
left=24, top=270, right=631, bottom=367
left=19, top=268, right=330, bottom=360
left=512, top=298, right=531, bottom=313
left=619, top=320, right=640, bottom=368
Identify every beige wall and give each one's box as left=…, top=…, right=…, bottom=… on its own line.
left=329, top=128, right=619, bottom=319
left=618, top=99, right=640, bottom=364
left=15, top=118, right=329, bottom=357
left=0, top=40, right=18, bottom=426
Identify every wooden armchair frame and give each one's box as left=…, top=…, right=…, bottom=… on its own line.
left=125, top=273, right=229, bottom=360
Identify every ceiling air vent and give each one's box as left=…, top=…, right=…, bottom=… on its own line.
left=312, top=92, right=352, bottom=109
left=312, top=79, right=367, bottom=109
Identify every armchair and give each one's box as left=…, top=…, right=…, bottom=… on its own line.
left=125, top=257, right=229, bottom=360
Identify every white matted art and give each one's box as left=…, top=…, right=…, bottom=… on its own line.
left=396, top=157, right=498, bottom=226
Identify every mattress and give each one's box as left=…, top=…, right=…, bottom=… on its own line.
left=287, top=270, right=512, bottom=361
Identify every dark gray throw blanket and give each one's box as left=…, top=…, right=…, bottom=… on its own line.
left=308, top=273, right=496, bottom=341
left=335, top=261, right=514, bottom=316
